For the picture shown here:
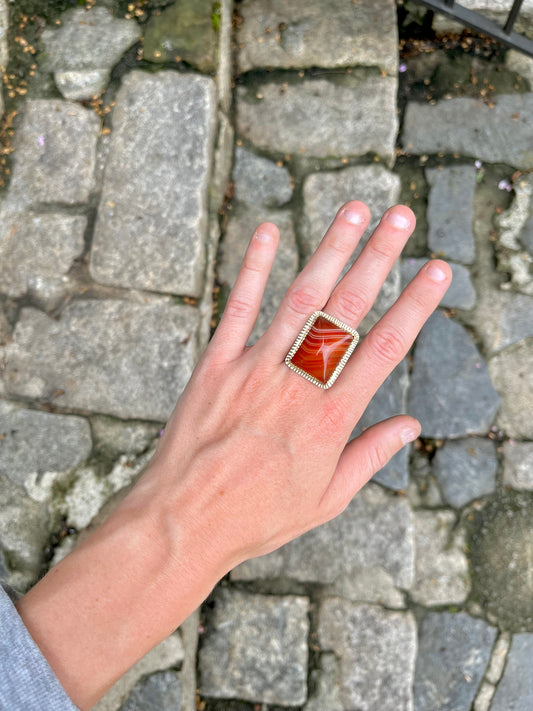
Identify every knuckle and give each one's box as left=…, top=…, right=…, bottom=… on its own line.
left=286, top=283, right=322, bottom=318
left=367, top=443, right=390, bottom=474
left=367, top=326, right=405, bottom=365
left=334, top=289, right=368, bottom=324
left=318, top=396, right=351, bottom=437
left=225, top=296, right=253, bottom=320
left=367, top=237, right=394, bottom=263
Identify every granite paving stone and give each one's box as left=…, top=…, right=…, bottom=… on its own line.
left=426, top=165, right=476, bottom=264
left=0, top=400, right=91, bottom=493
left=402, top=95, right=533, bottom=169
left=503, top=441, right=533, bottom=490
left=318, top=599, right=417, bottom=711
left=237, top=73, right=398, bottom=163
left=232, top=146, right=292, bottom=208
left=10, top=100, right=100, bottom=205
left=469, top=492, right=533, bottom=631
left=0, top=474, right=50, bottom=588
left=41, top=6, right=141, bottom=100
left=217, top=207, right=298, bottom=341
left=0, top=209, right=85, bottom=299
left=490, top=634, right=533, bottom=711
left=143, top=0, right=218, bottom=72
left=351, top=360, right=410, bottom=490
left=0, top=300, right=199, bottom=422
left=118, top=670, right=181, bottom=711
left=199, top=589, right=309, bottom=706
left=473, top=290, right=533, bottom=354
left=401, top=258, right=476, bottom=310
left=410, top=510, right=470, bottom=605
left=0, top=0, right=7, bottom=71
left=237, top=0, right=398, bottom=75
left=489, top=338, right=533, bottom=438
left=496, top=173, right=533, bottom=295
left=413, top=612, right=497, bottom=711
left=303, top=165, right=401, bottom=332
left=90, top=417, right=159, bottom=460
left=408, top=311, right=500, bottom=438
left=433, top=0, right=533, bottom=37
left=233, top=483, right=413, bottom=607
left=90, top=71, right=216, bottom=297
left=432, top=438, right=498, bottom=507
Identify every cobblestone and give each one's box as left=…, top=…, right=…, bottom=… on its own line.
left=318, top=599, right=416, bottom=711
left=0, top=301, right=199, bottom=422
left=489, top=338, right=533, bottom=438
left=90, top=71, right=216, bottom=297
left=432, top=438, right=498, bottom=507
left=413, top=612, right=497, bottom=711
left=232, top=146, right=292, bottom=207
left=403, top=94, right=533, bottom=169
left=237, top=0, right=398, bottom=75
left=199, top=589, right=309, bottom=706
left=10, top=100, right=100, bottom=205
left=237, top=73, right=398, bottom=163
left=490, top=634, right=533, bottom=711
left=408, top=312, right=500, bottom=438
left=41, top=6, right=141, bottom=100
left=503, top=441, right=533, bottom=490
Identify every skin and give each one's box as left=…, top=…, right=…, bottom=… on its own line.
left=16, top=202, right=451, bottom=710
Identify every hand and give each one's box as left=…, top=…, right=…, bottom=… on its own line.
left=17, top=202, right=451, bottom=709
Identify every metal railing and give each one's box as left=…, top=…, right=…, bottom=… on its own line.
left=411, top=0, right=533, bottom=57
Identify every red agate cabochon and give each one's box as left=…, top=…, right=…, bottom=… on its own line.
left=286, top=312, right=359, bottom=388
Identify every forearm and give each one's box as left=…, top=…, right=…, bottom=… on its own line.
left=16, top=468, right=222, bottom=711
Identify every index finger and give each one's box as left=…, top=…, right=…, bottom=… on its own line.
left=335, top=260, right=452, bottom=406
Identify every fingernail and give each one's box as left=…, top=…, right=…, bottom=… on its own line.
left=401, top=426, right=420, bottom=445
left=254, top=231, right=273, bottom=243
left=342, top=208, right=366, bottom=225
left=384, top=210, right=412, bottom=230
left=425, top=262, right=447, bottom=282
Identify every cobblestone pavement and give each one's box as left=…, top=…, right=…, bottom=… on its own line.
left=1, top=1, right=533, bottom=710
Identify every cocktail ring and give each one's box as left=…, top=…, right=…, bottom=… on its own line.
left=285, top=311, right=359, bottom=389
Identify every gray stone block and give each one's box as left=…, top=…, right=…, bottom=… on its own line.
left=433, top=438, right=498, bottom=507
left=90, top=71, right=216, bottom=297
left=401, top=258, right=476, bottom=310
left=426, top=166, right=476, bottom=264
left=0, top=400, right=91, bottom=488
left=410, top=510, right=470, bottom=606
left=351, top=360, right=410, bottom=491
left=490, top=634, right=533, bottom=711
left=0, top=300, right=199, bottom=422
left=489, top=338, right=533, bottom=439
left=318, top=599, right=416, bottom=711
left=143, top=0, right=218, bottom=72
left=304, top=653, right=343, bottom=711
left=237, top=0, right=398, bottom=75
left=402, top=95, right=533, bottom=170
left=408, top=311, right=500, bottom=438
left=218, top=207, right=298, bottom=341
left=237, top=73, right=398, bottom=163
left=414, top=612, right=497, bottom=711
left=503, top=441, right=533, bottom=490
left=10, top=100, right=99, bottom=204
left=199, top=589, right=309, bottom=706
left=119, top=670, right=181, bottom=711
left=42, top=6, right=141, bottom=100
left=232, top=483, right=413, bottom=607
left=302, top=165, right=401, bottom=332
left=91, top=417, right=159, bottom=460
left=0, top=208, right=85, bottom=298
left=232, top=146, right=292, bottom=207
left=0, top=0, right=7, bottom=71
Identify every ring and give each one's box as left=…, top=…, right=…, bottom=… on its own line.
left=285, top=311, right=359, bottom=389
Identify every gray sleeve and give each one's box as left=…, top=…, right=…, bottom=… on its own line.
left=0, top=583, right=80, bottom=711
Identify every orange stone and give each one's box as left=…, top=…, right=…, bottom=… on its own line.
left=290, top=315, right=353, bottom=385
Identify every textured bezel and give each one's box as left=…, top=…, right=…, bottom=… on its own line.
left=285, top=310, right=359, bottom=389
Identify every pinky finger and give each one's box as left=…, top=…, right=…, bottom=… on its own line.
left=210, top=223, right=280, bottom=362
left=318, top=416, right=421, bottom=520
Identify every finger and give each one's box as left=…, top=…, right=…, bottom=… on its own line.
left=318, top=416, right=420, bottom=518
left=210, top=223, right=279, bottom=361
left=324, top=205, right=415, bottom=328
left=263, top=201, right=371, bottom=357
left=338, top=260, right=452, bottom=403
